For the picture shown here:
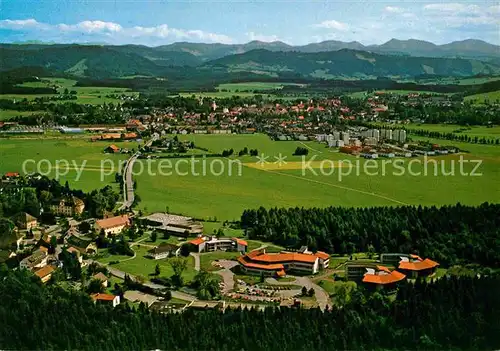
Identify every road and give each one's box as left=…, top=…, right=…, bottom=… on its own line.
left=294, top=276, right=331, bottom=311
left=215, top=268, right=235, bottom=294
left=118, top=134, right=158, bottom=211
left=190, top=253, right=200, bottom=271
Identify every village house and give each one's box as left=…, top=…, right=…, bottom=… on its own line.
left=34, top=265, right=55, bottom=284
left=146, top=243, right=180, bottom=260
left=19, top=249, right=48, bottom=270
left=12, top=212, right=38, bottom=230
left=65, top=234, right=97, bottom=255
left=49, top=196, right=85, bottom=216
left=397, top=255, right=440, bottom=278
left=92, top=272, right=109, bottom=288
left=104, top=144, right=120, bottom=153
left=95, top=215, right=130, bottom=236
left=91, top=293, right=120, bottom=307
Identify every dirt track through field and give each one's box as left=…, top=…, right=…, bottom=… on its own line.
left=254, top=168, right=409, bottom=205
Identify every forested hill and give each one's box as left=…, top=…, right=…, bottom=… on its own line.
left=1, top=43, right=500, bottom=80
left=208, top=49, right=500, bottom=78
left=1, top=269, right=500, bottom=350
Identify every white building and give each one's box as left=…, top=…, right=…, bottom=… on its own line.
left=381, top=129, right=393, bottom=140
left=393, top=129, right=407, bottom=143
left=341, top=132, right=350, bottom=144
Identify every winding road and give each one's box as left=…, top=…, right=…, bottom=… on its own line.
left=118, top=134, right=158, bottom=211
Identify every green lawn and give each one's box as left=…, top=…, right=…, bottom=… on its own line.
left=107, top=246, right=197, bottom=283
left=202, top=222, right=245, bottom=237
left=199, top=251, right=241, bottom=272
left=0, top=138, right=140, bottom=191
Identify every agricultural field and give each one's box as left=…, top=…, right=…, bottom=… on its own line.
left=0, top=77, right=139, bottom=105
left=0, top=110, right=47, bottom=121
left=0, top=137, right=141, bottom=191
left=464, top=90, right=500, bottom=104
left=217, top=82, right=305, bottom=92
left=133, top=133, right=500, bottom=222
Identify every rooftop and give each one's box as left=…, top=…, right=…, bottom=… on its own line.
left=34, top=265, right=55, bottom=279
left=91, top=293, right=116, bottom=302
left=96, top=215, right=129, bottom=230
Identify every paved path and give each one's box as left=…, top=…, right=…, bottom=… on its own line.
left=190, top=253, right=200, bottom=271
left=294, top=276, right=331, bottom=311
left=215, top=268, right=235, bottom=294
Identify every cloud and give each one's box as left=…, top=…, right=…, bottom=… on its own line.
left=246, top=32, right=281, bottom=42
left=0, top=18, right=233, bottom=44
left=384, top=6, right=405, bottom=14
left=423, top=3, right=481, bottom=13
left=313, top=20, right=349, bottom=31
left=58, top=21, right=123, bottom=33
left=0, top=18, right=49, bottom=30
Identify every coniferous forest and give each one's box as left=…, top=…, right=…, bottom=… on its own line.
left=0, top=268, right=499, bottom=350
left=241, top=203, right=500, bottom=266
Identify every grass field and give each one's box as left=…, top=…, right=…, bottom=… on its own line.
left=132, top=133, right=500, bottom=221
left=373, top=123, right=500, bottom=140
left=199, top=251, right=241, bottom=271
left=1, top=77, right=139, bottom=105
left=0, top=137, right=141, bottom=191
left=464, top=90, right=500, bottom=104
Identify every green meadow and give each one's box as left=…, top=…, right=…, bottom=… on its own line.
left=0, top=77, right=139, bottom=105
left=0, top=110, right=47, bottom=121
left=133, top=134, right=500, bottom=221
left=0, top=137, right=142, bottom=191
left=374, top=123, right=500, bottom=140
left=464, top=90, right=500, bottom=104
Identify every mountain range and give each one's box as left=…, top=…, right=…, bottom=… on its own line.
left=0, top=38, right=499, bottom=81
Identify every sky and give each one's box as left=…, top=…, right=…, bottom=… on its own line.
left=0, top=0, right=499, bottom=46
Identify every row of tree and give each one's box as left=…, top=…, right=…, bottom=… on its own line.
left=241, top=202, right=500, bottom=267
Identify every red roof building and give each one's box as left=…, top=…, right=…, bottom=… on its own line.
left=238, top=249, right=330, bottom=276
left=362, top=265, right=406, bottom=288
left=398, top=256, right=439, bottom=278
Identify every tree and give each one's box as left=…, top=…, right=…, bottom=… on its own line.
left=169, top=257, right=187, bottom=287
left=86, top=279, right=104, bottom=294
left=150, top=231, right=157, bottom=242
left=308, top=288, right=315, bottom=297
left=301, top=286, right=308, bottom=296
left=154, top=264, right=161, bottom=277
left=180, top=244, right=190, bottom=257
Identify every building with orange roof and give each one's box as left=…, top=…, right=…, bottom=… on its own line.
left=34, top=265, right=55, bottom=283
left=189, top=236, right=247, bottom=253
left=91, top=293, right=120, bottom=307
left=238, top=248, right=330, bottom=276
left=105, top=144, right=120, bottom=153
left=362, top=266, right=406, bottom=290
left=380, top=253, right=440, bottom=278
left=95, top=215, right=130, bottom=236
left=398, top=256, right=439, bottom=278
